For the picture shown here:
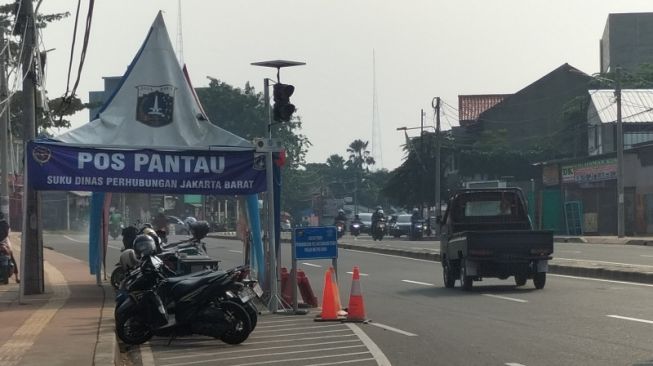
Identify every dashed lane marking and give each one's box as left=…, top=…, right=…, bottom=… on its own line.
left=607, top=315, right=653, bottom=324
left=228, top=250, right=243, bottom=253
left=506, top=363, right=527, bottom=366
left=0, top=261, right=70, bottom=366
left=401, top=279, right=435, bottom=286
left=63, top=235, right=86, bottom=243
left=482, top=294, right=528, bottom=303
left=367, top=321, right=418, bottom=337
left=346, top=271, right=369, bottom=276
left=302, top=262, right=323, bottom=268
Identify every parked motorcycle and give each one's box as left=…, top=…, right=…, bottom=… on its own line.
left=114, top=254, right=255, bottom=346
left=372, top=218, right=386, bottom=241
left=335, top=220, right=346, bottom=239
left=0, top=244, right=14, bottom=284
left=409, top=220, right=425, bottom=241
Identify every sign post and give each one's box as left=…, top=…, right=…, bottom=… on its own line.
left=292, top=226, right=338, bottom=314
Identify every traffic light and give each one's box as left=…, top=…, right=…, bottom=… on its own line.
left=273, top=83, right=296, bottom=122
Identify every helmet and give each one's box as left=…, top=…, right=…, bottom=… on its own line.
left=376, top=206, right=382, bottom=211
left=132, top=234, right=156, bottom=257
left=189, top=220, right=210, bottom=240
left=142, top=223, right=153, bottom=230
left=338, top=209, right=345, bottom=215
left=413, top=208, right=419, bottom=213
left=354, top=214, right=360, bottom=219
left=184, top=217, right=197, bottom=228
left=378, top=209, right=384, bottom=215
left=140, top=228, right=161, bottom=248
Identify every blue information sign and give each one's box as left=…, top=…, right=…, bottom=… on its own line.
left=293, top=226, right=338, bottom=260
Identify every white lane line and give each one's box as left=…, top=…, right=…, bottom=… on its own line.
left=607, top=315, right=653, bottom=324
left=506, top=363, right=527, bottom=366
left=343, top=249, right=435, bottom=262
left=253, top=324, right=344, bottom=333
left=483, top=294, right=528, bottom=303
left=305, top=358, right=377, bottom=366
left=402, top=279, right=435, bottom=286
left=556, top=257, right=653, bottom=268
left=640, top=255, right=653, bottom=258
left=346, top=323, right=391, bottom=366
left=228, top=250, right=243, bottom=253
left=550, top=274, right=653, bottom=287
left=248, top=329, right=350, bottom=339
left=63, top=235, right=86, bottom=243
left=346, top=271, right=368, bottom=276
left=302, top=262, right=322, bottom=268
left=367, top=321, right=418, bottom=337
left=558, top=250, right=581, bottom=254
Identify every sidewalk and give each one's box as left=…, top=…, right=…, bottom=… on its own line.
left=0, top=233, right=117, bottom=366
left=555, top=235, right=653, bottom=245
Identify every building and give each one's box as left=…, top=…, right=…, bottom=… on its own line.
left=587, top=89, right=653, bottom=156
left=88, top=76, right=122, bottom=121
left=458, top=94, right=510, bottom=127
left=600, top=12, right=653, bottom=73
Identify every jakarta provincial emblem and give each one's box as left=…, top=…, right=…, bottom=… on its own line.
left=135, top=85, right=175, bottom=127
left=32, top=145, right=52, bottom=165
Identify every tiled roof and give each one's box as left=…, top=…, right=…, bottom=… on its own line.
left=590, top=89, right=653, bottom=123
left=458, top=94, right=510, bottom=125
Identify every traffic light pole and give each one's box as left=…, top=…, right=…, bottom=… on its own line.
left=263, top=77, right=279, bottom=313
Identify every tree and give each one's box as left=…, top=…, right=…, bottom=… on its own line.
left=346, top=139, right=375, bottom=172
left=0, top=4, right=86, bottom=138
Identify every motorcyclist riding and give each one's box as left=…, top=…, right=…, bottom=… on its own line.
left=153, top=208, right=168, bottom=243
left=411, top=208, right=422, bottom=224
left=334, top=209, right=347, bottom=236
left=351, top=214, right=362, bottom=225
left=371, top=206, right=385, bottom=231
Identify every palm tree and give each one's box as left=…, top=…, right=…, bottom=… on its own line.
left=346, top=139, right=376, bottom=172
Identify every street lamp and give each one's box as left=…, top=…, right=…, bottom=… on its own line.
left=251, top=60, right=305, bottom=313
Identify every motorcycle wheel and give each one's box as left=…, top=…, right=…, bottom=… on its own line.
left=115, top=311, right=153, bottom=345
left=220, top=301, right=253, bottom=345
left=110, top=267, right=125, bottom=289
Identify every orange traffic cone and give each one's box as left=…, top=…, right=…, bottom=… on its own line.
left=329, top=267, right=347, bottom=317
left=315, top=267, right=344, bottom=321
left=345, top=266, right=367, bottom=322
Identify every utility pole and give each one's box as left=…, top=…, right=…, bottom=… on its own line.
left=0, top=26, right=9, bottom=224
left=20, top=0, right=44, bottom=296
left=420, top=109, right=425, bottom=213
left=616, top=68, right=624, bottom=238
left=433, top=97, right=442, bottom=228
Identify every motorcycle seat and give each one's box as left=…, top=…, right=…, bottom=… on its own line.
left=164, top=270, right=231, bottom=299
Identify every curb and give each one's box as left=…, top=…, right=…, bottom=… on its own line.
left=93, top=281, right=117, bottom=366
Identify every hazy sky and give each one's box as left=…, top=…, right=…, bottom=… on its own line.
left=36, top=0, right=653, bottom=170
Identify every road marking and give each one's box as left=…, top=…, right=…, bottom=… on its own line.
left=0, top=261, right=70, bottom=366
left=640, top=255, right=653, bottom=258
left=558, top=250, right=581, bottom=254
left=228, top=250, right=243, bottom=253
left=506, top=363, right=527, bottom=366
left=550, top=274, right=653, bottom=287
left=63, top=235, right=86, bottom=243
left=343, top=249, right=435, bottom=262
left=162, top=346, right=368, bottom=366
left=556, top=257, right=653, bottom=268
left=302, top=262, right=322, bottom=268
left=367, top=321, right=418, bottom=336
left=483, top=294, right=528, bottom=303
left=402, top=279, right=435, bottom=286
left=345, top=323, right=392, bottom=366
left=607, top=315, right=653, bottom=324
left=253, top=324, right=344, bottom=333
left=140, top=343, right=155, bottom=366
left=304, top=358, right=377, bottom=366
left=249, top=329, right=350, bottom=339
left=346, top=271, right=368, bottom=276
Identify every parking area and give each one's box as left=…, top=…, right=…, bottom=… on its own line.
left=138, top=312, right=383, bottom=366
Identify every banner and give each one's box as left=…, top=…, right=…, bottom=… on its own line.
left=27, top=142, right=267, bottom=195
left=561, top=158, right=617, bottom=184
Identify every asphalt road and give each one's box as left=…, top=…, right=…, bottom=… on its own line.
left=343, top=234, right=653, bottom=268
left=44, top=233, right=653, bottom=365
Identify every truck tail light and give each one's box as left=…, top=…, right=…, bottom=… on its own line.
left=469, top=249, right=493, bottom=256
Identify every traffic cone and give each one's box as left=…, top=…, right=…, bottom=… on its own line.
left=315, top=268, right=344, bottom=321
left=280, top=267, right=292, bottom=306
left=330, top=267, right=347, bottom=317
left=345, top=266, right=367, bottom=322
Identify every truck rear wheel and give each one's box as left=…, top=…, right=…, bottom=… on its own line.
left=514, top=274, right=527, bottom=286
left=533, top=272, right=546, bottom=289
left=460, top=260, right=473, bottom=291
left=443, top=262, right=455, bottom=288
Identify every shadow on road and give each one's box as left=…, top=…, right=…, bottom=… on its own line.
left=397, top=284, right=539, bottom=298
